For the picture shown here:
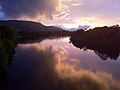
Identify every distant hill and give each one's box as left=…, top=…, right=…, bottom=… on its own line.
left=0, top=20, right=65, bottom=32
left=68, top=25, right=90, bottom=31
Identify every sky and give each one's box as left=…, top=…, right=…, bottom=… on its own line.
left=0, top=0, right=120, bottom=28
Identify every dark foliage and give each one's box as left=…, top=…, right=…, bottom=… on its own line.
left=0, top=25, right=18, bottom=71
left=70, top=25, right=120, bottom=60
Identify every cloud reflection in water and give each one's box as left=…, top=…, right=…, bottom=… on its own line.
left=8, top=42, right=120, bottom=90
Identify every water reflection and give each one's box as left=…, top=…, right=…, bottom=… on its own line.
left=70, top=37, right=120, bottom=60
left=8, top=39, right=120, bottom=90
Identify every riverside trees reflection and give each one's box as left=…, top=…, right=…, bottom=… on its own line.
left=70, top=25, right=120, bottom=60
left=70, top=38, right=120, bottom=60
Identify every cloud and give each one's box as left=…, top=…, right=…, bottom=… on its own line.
left=53, top=3, right=70, bottom=21
left=8, top=42, right=120, bottom=90
left=67, top=0, right=120, bottom=18
left=71, top=3, right=81, bottom=7
left=53, top=0, right=120, bottom=28
left=0, top=0, right=69, bottom=22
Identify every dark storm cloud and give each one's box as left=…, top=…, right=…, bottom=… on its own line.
left=0, top=0, right=60, bottom=19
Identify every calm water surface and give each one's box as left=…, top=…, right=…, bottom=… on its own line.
left=7, top=37, right=120, bottom=90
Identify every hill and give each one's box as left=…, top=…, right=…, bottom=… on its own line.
left=0, top=20, right=65, bottom=32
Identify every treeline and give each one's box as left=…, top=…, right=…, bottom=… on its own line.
left=71, top=25, right=120, bottom=43
left=0, top=25, right=18, bottom=71
left=70, top=25, right=120, bottom=60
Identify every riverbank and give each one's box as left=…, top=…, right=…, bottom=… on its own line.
left=0, top=25, right=18, bottom=71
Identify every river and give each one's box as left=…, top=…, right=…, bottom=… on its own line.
left=7, top=37, right=120, bottom=90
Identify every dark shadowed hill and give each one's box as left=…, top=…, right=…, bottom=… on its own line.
left=0, top=20, right=65, bottom=32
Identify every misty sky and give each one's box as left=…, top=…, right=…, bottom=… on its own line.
left=0, top=0, right=120, bottom=28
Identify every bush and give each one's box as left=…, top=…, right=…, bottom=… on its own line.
left=0, top=42, right=9, bottom=71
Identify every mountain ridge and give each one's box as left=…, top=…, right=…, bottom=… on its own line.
left=0, top=20, right=65, bottom=32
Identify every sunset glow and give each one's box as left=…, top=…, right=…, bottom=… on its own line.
left=0, top=0, right=120, bottom=28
